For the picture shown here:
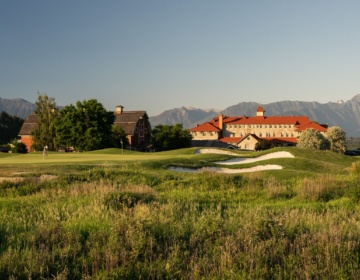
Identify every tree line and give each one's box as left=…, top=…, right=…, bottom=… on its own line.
left=1, top=92, right=346, bottom=153
left=29, top=93, right=192, bottom=152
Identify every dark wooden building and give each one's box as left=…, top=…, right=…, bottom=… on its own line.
left=114, top=105, right=152, bottom=151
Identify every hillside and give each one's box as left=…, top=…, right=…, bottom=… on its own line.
left=149, top=106, right=220, bottom=128
left=0, top=98, right=35, bottom=119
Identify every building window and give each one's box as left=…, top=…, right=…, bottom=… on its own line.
left=269, top=125, right=272, bottom=128
left=259, top=132, right=262, bottom=137
left=135, top=127, right=138, bottom=133
left=248, top=125, right=251, bottom=128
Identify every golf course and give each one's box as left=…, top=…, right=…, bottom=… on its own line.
left=1, top=147, right=360, bottom=279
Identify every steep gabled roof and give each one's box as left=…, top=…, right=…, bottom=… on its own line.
left=114, top=111, right=149, bottom=135
left=18, top=113, right=37, bottom=135
left=256, top=106, right=265, bottom=112
left=190, top=122, right=220, bottom=132
left=236, top=133, right=261, bottom=144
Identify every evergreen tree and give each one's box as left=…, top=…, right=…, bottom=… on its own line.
left=31, top=92, right=58, bottom=151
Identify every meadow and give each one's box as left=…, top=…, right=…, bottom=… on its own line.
left=0, top=147, right=360, bottom=279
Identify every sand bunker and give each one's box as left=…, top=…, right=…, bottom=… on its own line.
left=168, top=164, right=283, bottom=174
left=216, top=151, right=294, bottom=165
left=195, top=148, right=240, bottom=156
left=169, top=150, right=294, bottom=173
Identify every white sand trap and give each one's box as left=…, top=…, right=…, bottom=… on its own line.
left=168, top=164, right=283, bottom=174
left=168, top=150, right=294, bottom=173
left=195, top=148, right=240, bottom=156
left=216, top=151, right=294, bottom=165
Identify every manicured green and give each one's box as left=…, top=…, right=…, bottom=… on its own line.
left=0, top=147, right=360, bottom=279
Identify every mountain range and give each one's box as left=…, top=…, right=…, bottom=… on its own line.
left=149, top=95, right=360, bottom=137
left=2, top=95, right=360, bottom=137
left=0, top=98, right=36, bottom=119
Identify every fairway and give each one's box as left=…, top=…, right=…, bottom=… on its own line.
left=0, top=148, right=195, bottom=165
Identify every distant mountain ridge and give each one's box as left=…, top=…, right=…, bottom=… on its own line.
left=3, top=95, right=360, bottom=137
left=0, top=98, right=35, bottom=119
left=150, top=95, right=360, bottom=137
left=149, top=106, right=220, bottom=129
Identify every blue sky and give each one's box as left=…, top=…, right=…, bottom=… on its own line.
left=1, top=1, right=360, bottom=116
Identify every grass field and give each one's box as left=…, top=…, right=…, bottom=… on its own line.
left=1, top=147, right=360, bottom=279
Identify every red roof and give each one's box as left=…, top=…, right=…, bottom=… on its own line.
left=190, top=122, right=220, bottom=132
left=295, top=122, right=327, bottom=132
left=220, top=137, right=243, bottom=143
left=230, top=116, right=311, bottom=125
left=256, top=106, right=265, bottom=112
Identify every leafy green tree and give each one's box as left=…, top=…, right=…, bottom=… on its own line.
left=111, top=124, right=129, bottom=148
left=151, top=124, right=192, bottom=151
left=53, top=104, right=78, bottom=150
left=31, top=92, right=58, bottom=151
left=0, top=111, right=24, bottom=144
left=297, top=128, right=330, bottom=150
left=255, top=139, right=272, bottom=151
left=54, top=99, right=114, bottom=151
left=326, top=126, right=346, bottom=153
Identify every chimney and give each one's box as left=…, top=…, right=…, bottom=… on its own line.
left=116, top=105, right=124, bottom=115
left=219, top=114, right=223, bottom=130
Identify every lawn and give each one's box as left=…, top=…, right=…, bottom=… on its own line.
left=0, top=147, right=360, bottom=279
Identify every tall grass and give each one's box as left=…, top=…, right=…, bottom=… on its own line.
left=0, top=149, right=360, bottom=279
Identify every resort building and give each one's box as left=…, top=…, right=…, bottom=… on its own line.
left=190, top=106, right=327, bottom=150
